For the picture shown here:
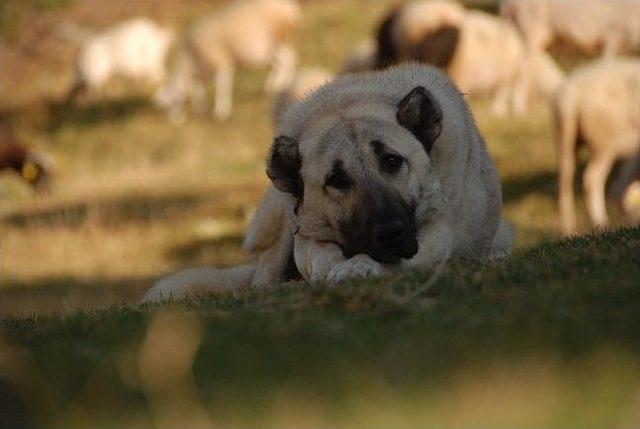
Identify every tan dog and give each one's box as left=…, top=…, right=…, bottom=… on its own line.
left=143, top=64, right=512, bottom=303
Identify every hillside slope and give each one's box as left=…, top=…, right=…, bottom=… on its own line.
left=2, top=226, right=639, bottom=428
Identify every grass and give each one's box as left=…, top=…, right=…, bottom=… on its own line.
left=1, top=0, right=639, bottom=427
left=2, top=227, right=639, bottom=428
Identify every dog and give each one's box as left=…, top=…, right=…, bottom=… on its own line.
left=142, top=64, right=513, bottom=303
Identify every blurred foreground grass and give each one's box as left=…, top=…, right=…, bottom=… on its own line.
left=2, top=227, right=639, bottom=428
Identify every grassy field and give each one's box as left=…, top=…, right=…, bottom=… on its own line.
left=2, top=227, right=640, bottom=428
left=1, top=0, right=639, bottom=427
left=0, top=0, right=608, bottom=315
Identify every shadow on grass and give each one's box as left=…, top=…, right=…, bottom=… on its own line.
left=2, top=191, right=210, bottom=228
left=2, top=183, right=261, bottom=228
left=46, top=96, right=152, bottom=132
left=502, top=169, right=558, bottom=203
left=168, top=234, right=245, bottom=265
left=0, top=95, right=153, bottom=132
left=500, top=160, right=629, bottom=205
left=0, top=275, right=152, bottom=318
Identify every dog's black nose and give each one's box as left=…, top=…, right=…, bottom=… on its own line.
left=374, top=220, right=405, bottom=244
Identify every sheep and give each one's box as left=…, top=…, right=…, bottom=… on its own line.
left=155, top=0, right=301, bottom=122
left=372, top=1, right=564, bottom=115
left=500, top=0, right=640, bottom=57
left=554, top=58, right=640, bottom=234
left=67, top=17, right=175, bottom=102
left=271, top=67, right=333, bottom=126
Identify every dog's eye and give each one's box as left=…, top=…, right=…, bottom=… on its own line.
left=381, top=153, right=404, bottom=174
left=325, top=169, right=352, bottom=191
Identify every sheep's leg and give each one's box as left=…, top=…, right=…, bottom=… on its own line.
left=189, top=80, right=208, bottom=116
left=264, top=45, right=296, bottom=94
left=490, top=84, right=510, bottom=117
left=213, top=62, right=234, bottom=121
left=583, top=152, right=615, bottom=229
left=510, top=60, right=533, bottom=116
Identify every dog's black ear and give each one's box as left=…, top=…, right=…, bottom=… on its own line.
left=267, top=135, right=303, bottom=199
left=396, top=86, right=443, bottom=153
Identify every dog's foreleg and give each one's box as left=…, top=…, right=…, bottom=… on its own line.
left=294, top=235, right=384, bottom=283
left=189, top=79, right=209, bottom=115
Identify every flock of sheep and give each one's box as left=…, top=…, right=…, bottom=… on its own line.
left=4, top=0, right=640, bottom=236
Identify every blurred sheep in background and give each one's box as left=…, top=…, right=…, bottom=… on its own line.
left=357, top=0, right=563, bottom=116
left=340, top=39, right=378, bottom=74
left=66, top=17, right=175, bottom=103
left=271, top=67, right=333, bottom=126
left=155, top=0, right=301, bottom=122
left=0, top=127, right=52, bottom=190
left=554, top=58, right=640, bottom=234
left=500, top=0, right=640, bottom=57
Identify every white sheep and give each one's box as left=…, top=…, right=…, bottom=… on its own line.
left=555, top=58, right=640, bottom=234
left=67, top=17, right=174, bottom=102
left=500, top=0, right=640, bottom=57
left=155, top=0, right=301, bottom=122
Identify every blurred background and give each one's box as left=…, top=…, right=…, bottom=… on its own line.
left=4, top=0, right=636, bottom=316
left=1, top=1, right=640, bottom=428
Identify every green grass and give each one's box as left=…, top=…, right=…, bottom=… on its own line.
left=2, top=227, right=640, bottom=428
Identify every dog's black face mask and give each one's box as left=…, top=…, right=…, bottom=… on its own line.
left=340, top=187, right=419, bottom=264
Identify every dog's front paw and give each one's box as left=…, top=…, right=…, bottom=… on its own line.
left=326, top=254, right=384, bottom=283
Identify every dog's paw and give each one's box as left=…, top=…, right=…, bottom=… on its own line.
left=326, top=254, right=384, bottom=282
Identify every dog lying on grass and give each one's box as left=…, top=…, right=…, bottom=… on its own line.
left=142, top=64, right=513, bottom=303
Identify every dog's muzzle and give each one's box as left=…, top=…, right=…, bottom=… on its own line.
left=372, top=219, right=419, bottom=262
left=343, top=218, right=419, bottom=264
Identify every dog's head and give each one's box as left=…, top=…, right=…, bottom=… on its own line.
left=267, top=86, right=443, bottom=264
